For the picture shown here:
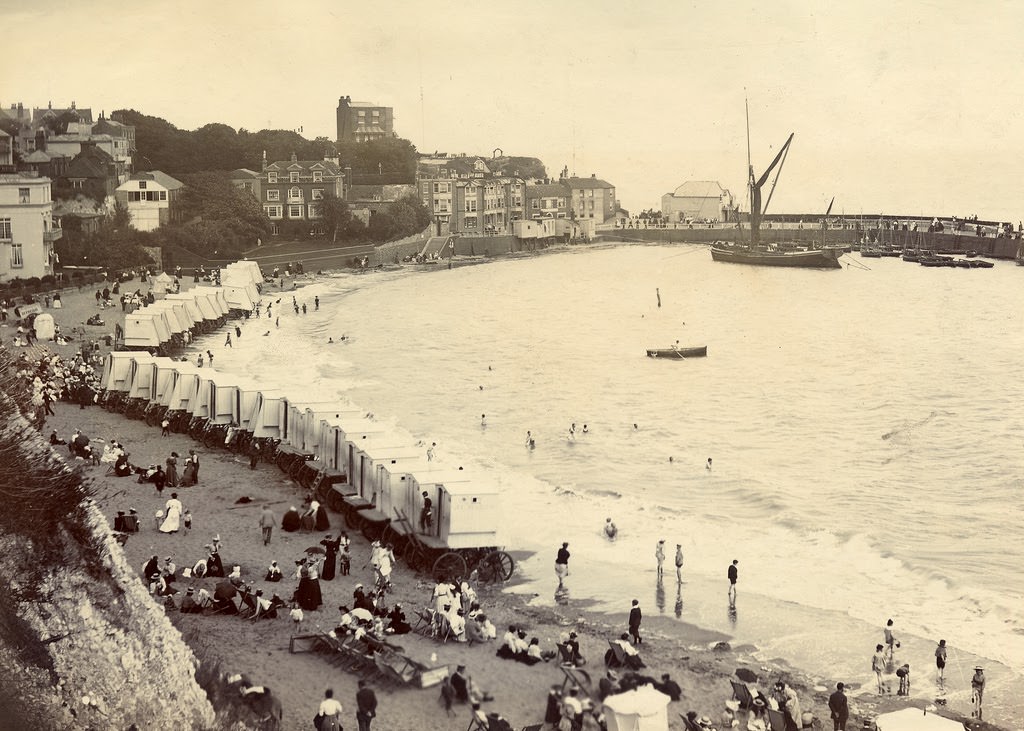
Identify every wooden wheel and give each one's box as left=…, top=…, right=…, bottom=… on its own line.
left=432, top=552, right=467, bottom=583
left=475, top=550, right=515, bottom=583
left=361, top=520, right=385, bottom=542
left=404, top=543, right=426, bottom=571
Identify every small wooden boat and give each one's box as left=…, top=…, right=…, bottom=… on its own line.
left=646, top=346, right=708, bottom=359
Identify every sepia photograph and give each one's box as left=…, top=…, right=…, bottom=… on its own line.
left=0, top=2, right=1021, bottom=730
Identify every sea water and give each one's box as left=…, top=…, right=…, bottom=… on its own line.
left=203, top=244, right=1024, bottom=726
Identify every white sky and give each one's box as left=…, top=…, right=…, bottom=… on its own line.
left=4, top=0, right=1024, bottom=221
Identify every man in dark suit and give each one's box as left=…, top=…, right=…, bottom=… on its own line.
left=355, top=679, right=377, bottom=731
left=628, top=599, right=642, bottom=644
left=828, top=682, right=849, bottom=731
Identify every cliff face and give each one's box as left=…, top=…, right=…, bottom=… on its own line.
left=0, top=504, right=216, bottom=730
left=0, top=351, right=215, bottom=729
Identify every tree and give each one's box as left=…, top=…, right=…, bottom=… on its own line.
left=320, top=194, right=361, bottom=242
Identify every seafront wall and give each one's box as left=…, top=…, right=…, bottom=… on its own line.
left=594, top=225, right=1021, bottom=257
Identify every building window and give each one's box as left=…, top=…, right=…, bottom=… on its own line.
left=288, top=187, right=302, bottom=202
left=289, top=172, right=299, bottom=183
left=18, top=187, right=30, bottom=203
left=288, top=204, right=303, bottom=218
left=138, top=181, right=147, bottom=189
left=11, top=243, right=24, bottom=268
left=128, top=191, right=140, bottom=202
left=464, top=216, right=477, bottom=229
left=311, top=188, right=324, bottom=200
left=0, top=218, right=11, bottom=240
left=531, top=200, right=539, bottom=210
left=307, top=203, right=322, bottom=219
left=270, top=222, right=279, bottom=235
left=268, top=172, right=278, bottom=183
left=313, top=171, right=323, bottom=182
left=160, top=191, right=167, bottom=201
left=242, top=182, right=253, bottom=192
left=433, top=182, right=449, bottom=194
left=71, top=179, right=84, bottom=189
left=264, top=205, right=283, bottom=219
left=266, top=190, right=280, bottom=201
left=465, top=198, right=477, bottom=212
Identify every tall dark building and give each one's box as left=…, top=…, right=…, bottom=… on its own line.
left=335, top=95, right=394, bottom=143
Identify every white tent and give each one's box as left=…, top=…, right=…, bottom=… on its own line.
left=152, top=272, right=174, bottom=291
left=604, top=686, right=671, bottom=731
left=874, top=708, right=965, bottom=731
left=33, top=313, right=55, bottom=340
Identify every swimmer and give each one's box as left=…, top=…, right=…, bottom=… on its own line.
left=582, top=424, right=588, bottom=434
left=633, top=423, right=638, bottom=430
left=604, top=518, right=618, bottom=540
left=263, top=331, right=270, bottom=336
left=706, top=457, right=712, bottom=471
left=328, top=337, right=334, bottom=344
left=481, top=414, right=486, bottom=427
left=479, top=385, right=484, bottom=390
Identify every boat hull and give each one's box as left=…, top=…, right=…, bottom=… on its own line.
left=646, top=347, right=707, bottom=359
left=710, top=244, right=842, bottom=269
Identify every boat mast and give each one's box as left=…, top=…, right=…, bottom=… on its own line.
left=746, top=99, right=753, bottom=246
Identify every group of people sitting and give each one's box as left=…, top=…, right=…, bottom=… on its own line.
left=495, top=625, right=557, bottom=666
left=427, top=577, right=498, bottom=644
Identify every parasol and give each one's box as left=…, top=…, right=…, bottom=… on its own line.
left=304, top=546, right=326, bottom=555
left=214, top=580, right=238, bottom=600
left=73, top=433, right=90, bottom=448
left=350, top=608, right=373, bottom=623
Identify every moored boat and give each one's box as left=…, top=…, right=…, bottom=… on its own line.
left=646, top=346, right=708, bottom=359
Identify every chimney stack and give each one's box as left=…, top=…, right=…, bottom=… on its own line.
left=261, top=150, right=267, bottom=172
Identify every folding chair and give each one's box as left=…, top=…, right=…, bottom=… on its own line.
left=767, top=708, right=787, bottom=731
left=679, top=714, right=702, bottom=731
left=237, top=591, right=258, bottom=619
left=434, top=613, right=453, bottom=644
left=558, top=666, right=597, bottom=706
left=730, top=680, right=756, bottom=710
left=413, top=608, right=435, bottom=636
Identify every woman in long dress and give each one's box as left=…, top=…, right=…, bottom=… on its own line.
left=320, top=535, right=340, bottom=581
left=165, top=452, right=179, bottom=488
left=314, top=500, right=330, bottom=531
left=159, top=493, right=183, bottom=534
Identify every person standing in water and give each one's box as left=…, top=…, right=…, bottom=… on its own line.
left=674, top=544, right=684, bottom=582
left=555, top=542, right=570, bottom=587
left=603, top=518, right=617, bottom=540
left=655, top=540, right=666, bottom=578
left=656, top=288, right=661, bottom=308
left=971, top=666, right=985, bottom=719
left=934, top=639, right=947, bottom=690
left=728, top=559, right=739, bottom=605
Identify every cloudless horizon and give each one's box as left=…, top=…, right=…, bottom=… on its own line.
left=4, top=1, right=1024, bottom=221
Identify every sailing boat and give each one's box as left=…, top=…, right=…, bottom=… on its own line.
left=711, top=104, right=842, bottom=269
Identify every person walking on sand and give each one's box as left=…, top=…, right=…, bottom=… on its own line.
left=934, top=639, right=947, bottom=690
left=317, top=688, right=343, bottom=731
left=872, top=644, right=888, bottom=694
left=259, top=505, right=276, bottom=546
left=728, top=559, right=739, bottom=605
left=225, top=332, right=232, bottom=348
left=555, top=542, right=570, bottom=587
left=674, top=544, right=684, bottom=583
left=828, top=682, right=848, bottom=731
left=355, top=679, right=377, bottom=731
left=628, top=599, right=642, bottom=644
left=188, top=449, right=200, bottom=484
left=655, top=540, right=666, bottom=578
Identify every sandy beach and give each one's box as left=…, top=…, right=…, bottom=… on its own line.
left=13, top=273, right=1004, bottom=731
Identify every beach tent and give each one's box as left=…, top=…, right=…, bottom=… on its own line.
left=874, top=708, right=965, bottom=731
left=152, top=272, right=174, bottom=291
left=316, top=410, right=373, bottom=471
left=153, top=360, right=189, bottom=407
left=168, top=369, right=203, bottom=414
left=192, top=287, right=230, bottom=318
left=123, top=311, right=172, bottom=349
left=603, top=685, right=671, bottom=731
left=235, top=381, right=264, bottom=432
left=101, top=351, right=139, bottom=392
left=349, top=436, right=422, bottom=502
left=375, top=455, right=429, bottom=520
left=406, top=467, right=475, bottom=544
left=221, top=283, right=257, bottom=313
left=247, top=390, right=286, bottom=439
left=166, top=293, right=213, bottom=329
left=148, top=300, right=193, bottom=334
left=33, top=313, right=55, bottom=340
left=141, top=303, right=185, bottom=336
left=207, top=375, right=243, bottom=425
left=125, top=354, right=158, bottom=400
left=223, top=260, right=263, bottom=287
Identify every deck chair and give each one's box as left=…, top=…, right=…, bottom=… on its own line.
left=465, top=714, right=488, bottom=731
left=237, top=591, right=258, bottom=619
left=413, top=608, right=435, bottom=636
left=679, top=714, right=703, bottom=731
left=434, top=613, right=453, bottom=644
left=559, top=666, right=596, bottom=705
left=730, top=680, right=756, bottom=710
left=520, top=726, right=544, bottom=731
left=486, top=715, right=514, bottom=731
left=209, top=597, right=238, bottom=615
left=767, top=708, right=787, bottom=731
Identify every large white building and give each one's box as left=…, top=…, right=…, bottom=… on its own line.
left=114, top=171, right=184, bottom=231
left=661, top=181, right=736, bottom=223
left=0, top=170, right=61, bottom=282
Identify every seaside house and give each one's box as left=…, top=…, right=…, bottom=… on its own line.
left=417, top=155, right=526, bottom=234
left=114, top=171, right=184, bottom=231
left=661, top=181, right=736, bottom=224
left=561, top=173, right=617, bottom=224
left=525, top=182, right=569, bottom=220
left=336, top=95, right=394, bottom=143
left=229, top=168, right=261, bottom=200
left=0, top=157, right=62, bottom=281
left=257, top=152, right=344, bottom=235
left=62, top=145, right=120, bottom=203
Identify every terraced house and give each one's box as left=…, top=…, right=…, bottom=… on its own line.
left=1, top=131, right=61, bottom=281
left=258, top=152, right=343, bottom=234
